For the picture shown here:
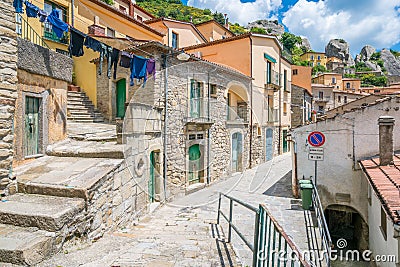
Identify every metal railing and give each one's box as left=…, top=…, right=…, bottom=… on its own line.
left=227, top=105, right=248, bottom=122
left=311, top=182, right=332, bottom=267
left=313, top=97, right=331, bottom=102
left=266, top=70, right=281, bottom=88
left=16, top=14, right=50, bottom=49
left=217, top=193, right=312, bottom=267
left=268, top=108, right=279, bottom=122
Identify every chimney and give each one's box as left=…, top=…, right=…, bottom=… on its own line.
left=378, top=116, right=395, bottom=165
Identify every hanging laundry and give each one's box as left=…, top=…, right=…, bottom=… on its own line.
left=25, top=1, right=39, bottom=18
left=38, top=9, right=48, bottom=23
left=119, top=51, right=133, bottom=68
left=146, top=58, right=156, bottom=78
left=84, top=36, right=102, bottom=52
left=69, top=28, right=85, bottom=57
left=130, top=55, right=148, bottom=86
left=108, top=48, right=120, bottom=79
left=105, top=46, right=113, bottom=78
left=46, top=9, right=68, bottom=38
left=13, top=0, right=24, bottom=13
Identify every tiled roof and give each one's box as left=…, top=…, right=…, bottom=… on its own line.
left=360, top=154, right=400, bottom=224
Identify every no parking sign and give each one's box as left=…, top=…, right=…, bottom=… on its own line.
left=308, top=131, right=325, bottom=147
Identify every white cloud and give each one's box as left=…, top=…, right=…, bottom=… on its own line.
left=187, top=0, right=282, bottom=25
left=282, top=0, right=400, bottom=54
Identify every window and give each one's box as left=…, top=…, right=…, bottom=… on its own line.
left=381, top=207, right=387, bottom=240
left=318, top=106, right=324, bottom=112
left=346, top=82, right=351, bottom=89
left=374, top=89, right=381, bottom=93
left=44, top=1, right=68, bottom=43
left=283, top=103, right=288, bottom=116
left=189, top=79, right=203, bottom=118
left=332, top=77, right=336, bottom=84
left=310, top=55, right=314, bottom=60
left=317, top=62, right=320, bottom=66
left=119, top=5, right=127, bottom=14
left=367, top=186, right=371, bottom=205
left=266, top=61, right=272, bottom=84
left=344, top=96, right=347, bottom=103
left=136, top=15, right=143, bottom=22
left=293, top=69, right=298, bottom=75
left=210, top=84, right=217, bottom=97
left=338, top=95, right=341, bottom=103
left=318, top=91, right=324, bottom=99
left=107, top=27, right=115, bottom=37
left=317, top=55, right=321, bottom=60
left=197, top=134, right=204, bottom=139
left=171, top=32, right=178, bottom=49
left=15, top=14, right=22, bottom=35
left=283, top=70, right=287, bottom=91
left=310, top=62, right=314, bottom=67
left=189, top=134, right=196, bottom=140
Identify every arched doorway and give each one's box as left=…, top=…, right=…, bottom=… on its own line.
left=116, top=79, right=126, bottom=118
left=325, top=205, right=369, bottom=251
left=232, top=132, right=243, bottom=172
left=265, top=128, right=273, bottom=161
left=188, top=144, right=201, bottom=184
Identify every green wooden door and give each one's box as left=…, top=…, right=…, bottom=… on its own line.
left=25, top=96, right=40, bottom=156
left=116, top=79, right=126, bottom=118
left=149, top=151, right=155, bottom=202
left=188, top=144, right=201, bottom=184
left=283, top=130, right=288, bottom=153
left=232, top=132, right=243, bottom=172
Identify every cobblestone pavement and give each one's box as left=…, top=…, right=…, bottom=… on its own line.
left=39, top=153, right=307, bottom=267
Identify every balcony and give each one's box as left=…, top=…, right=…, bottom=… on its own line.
left=268, top=108, right=279, bottom=122
left=314, top=96, right=331, bottom=103
left=265, top=70, right=281, bottom=91
left=227, top=104, right=248, bottom=123
left=44, top=23, right=69, bottom=44
left=184, top=97, right=215, bottom=126
left=15, top=14, right=49, bottom=48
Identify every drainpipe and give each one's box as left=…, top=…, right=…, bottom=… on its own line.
left=207, top=71, right=210, bottom=184
left=249, top=37, right=253, bottom=168
left=71, top=0, right=74, bottom=27
left=278, top=47, right=282, bottom=154
left=162, top=54, right=168, bottom=201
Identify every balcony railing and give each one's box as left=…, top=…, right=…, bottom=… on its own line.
left=314, top=96, right=331, bottom=102
left=227, top=105, right=248, bottom=123
left=265, top=70, right=281, bottom=89
left=268, top=108, right=279, bottom=122
left=16, top=14, right=50, bottom=49
left=44, top=22, right=69, bottom=44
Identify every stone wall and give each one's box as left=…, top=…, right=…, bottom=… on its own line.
left=0, top=0, right=18, bottom=194
left=13, top=70, right=68, bottom=162
left=291, top=84, right=305, bottom=128
left=17, top=38, right=73, bottom=83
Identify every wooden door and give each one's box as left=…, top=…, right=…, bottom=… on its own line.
left=116, top=79, right=126, bottom=118
left=25, top=96, right=40, bottom=156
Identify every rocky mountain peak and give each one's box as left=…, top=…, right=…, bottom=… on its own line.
left=247, top=19, right=285, bottom=36
left=360, top=45, right=376, bottom=61
left=325, top=39, right=355, bottom=66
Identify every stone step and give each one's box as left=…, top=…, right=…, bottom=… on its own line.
left=68, top=96, right=90, bottom=102
left=0, top=223, right=56, bottom=265
left=69, top=111, right=103, bottom=117
left=67, top=106, right=95, bottom=111
left=16, top=156, right=123, bottom=200
left=0, top=194, right=85, bottom=232
left=67, top=91, right=85, bottom=96
left=68, top=118, right=105, bottom=123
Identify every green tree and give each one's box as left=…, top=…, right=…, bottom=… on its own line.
left=157, top=9, right=166, bottom=17
left=250, top=27, right=267, bottom=34
left=280, top=32, right=302, bottom=52
left=213, top=11, right=225, bottom=25
left=361, top=73, right=387, bottom=87
left=312, top=65, right=327, bottom=75
left=203, top=9, right=211, bottom=15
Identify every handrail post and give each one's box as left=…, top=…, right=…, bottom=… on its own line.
left=228, top=198, right=233, bottom=243
left=217, top=193, right=222, bottom=224
left=252, top=209, right=260, bottom=267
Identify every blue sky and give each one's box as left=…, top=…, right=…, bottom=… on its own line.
left=184, top=0, right=400, bottom=55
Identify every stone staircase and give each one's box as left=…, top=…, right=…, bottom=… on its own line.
left=67, top=88, right=104, bottom=123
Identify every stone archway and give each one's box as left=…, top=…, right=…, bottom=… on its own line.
left=325, top=204, right=369, bottom=251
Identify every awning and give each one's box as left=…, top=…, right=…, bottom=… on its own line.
left=264, top=53, right=277, bottom=63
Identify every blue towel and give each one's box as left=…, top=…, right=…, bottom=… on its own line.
left=46, top=9, right=68, bottom=38
left=25, top=1, right=39, bottom=17
left=130, top=55, right=148, bottom=86
left=13, top=0, right=23, bottom=13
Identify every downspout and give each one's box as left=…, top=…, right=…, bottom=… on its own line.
left=249, top=36, right=253, bottom=168
left=71, top=0, right=74, bottom=27
left=162, top=54, right=168, bottom=201
left=278, top=47, right=282, bottom=154
left=207, top=71, right=210, bottom=184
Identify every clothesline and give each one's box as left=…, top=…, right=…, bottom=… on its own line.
left=13, top=0, right=157, bottom=86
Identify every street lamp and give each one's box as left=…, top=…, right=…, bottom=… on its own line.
left=162, top=50, right=190, bottom=201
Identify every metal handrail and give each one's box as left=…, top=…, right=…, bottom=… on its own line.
left=17, top=14, right=50, bottom=49
left=311, top=182, right=332, bottom=266
left=217, top=192, right=312, bottom=267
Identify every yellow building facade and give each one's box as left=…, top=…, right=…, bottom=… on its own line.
left=300, top=51, right=327, bottom=68
left=18, top=0, right=164, bottom=106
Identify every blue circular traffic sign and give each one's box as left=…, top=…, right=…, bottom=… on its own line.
left=308, top=131, right=325, bottom=147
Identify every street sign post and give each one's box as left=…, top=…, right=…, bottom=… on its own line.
left=307, top=132, right=326, bottom=187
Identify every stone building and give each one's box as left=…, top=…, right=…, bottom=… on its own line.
left=95, top=42, right=253, bottom=200
left=0, top=0, right=18, bottom=195
left=291, top=95, right=400, bottom=251
left=291, top=65, right=312, bottom=128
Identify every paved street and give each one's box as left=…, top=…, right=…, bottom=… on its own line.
left=37, top=153, right=309, bottom=267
